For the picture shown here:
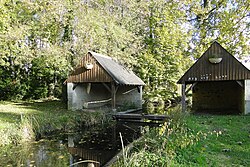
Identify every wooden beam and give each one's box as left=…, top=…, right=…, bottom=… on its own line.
left=86, top=83, right=91, bottom=94
left=102, top=82, right=111, bottom=92
left=112, top=113, right=169, bottom=122
left=122, top=88, right=137, bottom=95
left=111, top=82, right=118, bottom=111
left=72, top=83, right=79, bottom=90
left=185, top=82, right=197, bottom=94
left=137, top=86, right=140, bottom=93
left=236, top=81, right=243, bottom=87
left=181, top=84, right=186, bottom=112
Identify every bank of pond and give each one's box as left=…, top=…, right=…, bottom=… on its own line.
left=0, top=101, right=147, bottom=166
left=0, top=122, right=142, bottom=167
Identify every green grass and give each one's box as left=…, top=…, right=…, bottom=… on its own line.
left=1, top=101, right=249, bottom=166
left=185, top=114, right=250, bottom=167
left=0, top=100, right=113, bottom=146
left=114, top=110, right=250, bottom=167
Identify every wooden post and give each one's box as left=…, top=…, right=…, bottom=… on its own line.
left=181, top=84, right=186, bottom=112
left=111, top=82, right=118, bottom=111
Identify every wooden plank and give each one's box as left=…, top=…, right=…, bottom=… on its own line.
left=181, top=84, right=186, bottom=112
left=227, top=52, right=230, bottom=80
left=111, top=82, right=118, bottom=110
left=229, top=52, right=233, bottom=80
left=144, top=114, right=169, bottom=120
left=178, top=42, right=250, bottom=83
left=113, top=113, right=169, bottom=121
left=113, top=114, right=142, bottom=120
left=67, top=53, right=112, bottom=83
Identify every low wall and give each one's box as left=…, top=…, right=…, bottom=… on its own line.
left=116, top=85, right=142, bottom=109
left=67, top=83, right=143, bottom=111
left=67, top=83, right=110, bottom=110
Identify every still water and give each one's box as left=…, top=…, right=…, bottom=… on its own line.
left=0, top=123, right=141, bottom=167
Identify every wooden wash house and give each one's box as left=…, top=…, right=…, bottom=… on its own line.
left=178, top=41, right=250, bottom=114
left=65, top=51, right=145, bottom=111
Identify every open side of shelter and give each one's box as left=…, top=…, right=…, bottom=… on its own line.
left=65, top=51, right=145, bottom=111
left=178, top=41, right=250, bottom=115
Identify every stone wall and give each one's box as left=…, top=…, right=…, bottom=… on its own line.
left=192, top=81, right=244, bottom=113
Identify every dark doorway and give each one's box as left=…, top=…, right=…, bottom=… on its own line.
left=192, top=81, right=244, bottom=114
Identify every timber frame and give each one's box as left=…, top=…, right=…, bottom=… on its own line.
left=65, top=51, right=145, bottom=111
left=178, top=42, right=250, bottom=114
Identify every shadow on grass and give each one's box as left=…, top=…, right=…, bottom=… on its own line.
left=0, top=100, right=68, bottom=127
left=14, top=100, right=68, bottom=114
left=0, top=112, right=21, bottom=123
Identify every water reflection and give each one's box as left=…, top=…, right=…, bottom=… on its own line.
left=0, top=140, right=71, bottom=167
left=0, top=122, right=141, bottom=167
left=67, top=122, right=141, bottom=166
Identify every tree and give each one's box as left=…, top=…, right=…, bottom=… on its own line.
left=0, top=0, right=248, bottom=104
left=185, top=0, right=250, bottom=59
left=136, top=0, right=192, bottom=103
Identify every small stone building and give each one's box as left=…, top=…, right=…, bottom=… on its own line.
left=178, top=42, right=250, bottom=114
left=65, top=51, right=145, bottom=111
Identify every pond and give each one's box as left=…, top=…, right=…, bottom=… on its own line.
left=0, top=122, right=142, bottom=167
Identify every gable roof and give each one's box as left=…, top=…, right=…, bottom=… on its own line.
left=90, top=52, right=145, bottom=85
left=66, top=51, right=145, bottom=86
left=178, top=41, right=250, bottom=84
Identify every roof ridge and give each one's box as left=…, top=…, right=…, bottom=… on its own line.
left=88, top=51, right=112, bottom=59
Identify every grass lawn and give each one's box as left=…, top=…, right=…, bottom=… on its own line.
left=114, top=111, right=250, bottom=167
left=185, top=114, right=250, bottom=167
left=0, top=100, right=67, bottom=128
left=0, top=100, right=112, bottom=146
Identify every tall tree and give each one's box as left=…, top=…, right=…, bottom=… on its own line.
left=136, top=0, right=192, bottom=102
left=186, top=0, right=250, bottom=59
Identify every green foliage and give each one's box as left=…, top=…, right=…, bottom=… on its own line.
left=135, top=1, right=193, bottom=104
left=0, top=0, right=249, bottom=106
left=185, top=0, right=250, bottom=59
